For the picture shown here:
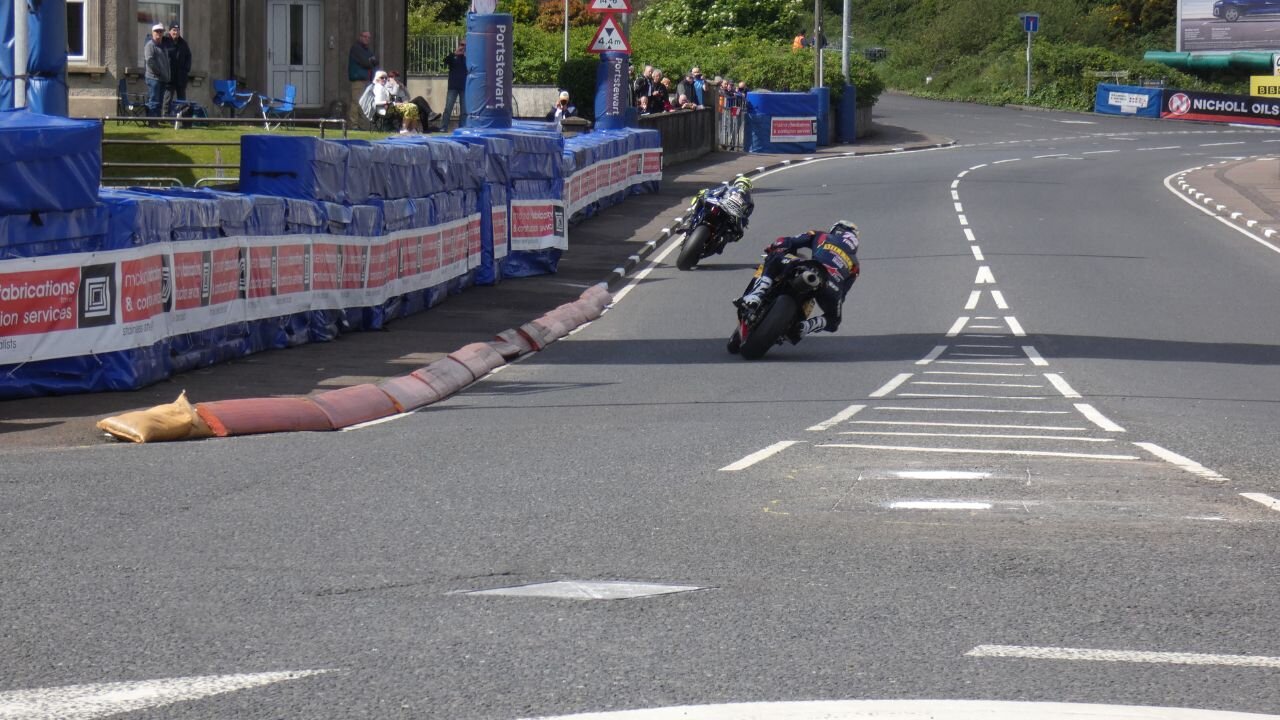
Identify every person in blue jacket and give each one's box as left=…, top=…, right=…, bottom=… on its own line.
left=737, top=219, right=862, bottom=342
left=442, top=42, right=468, bottom=131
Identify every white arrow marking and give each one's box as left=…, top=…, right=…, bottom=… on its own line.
left=0, top=670, right=334, bottom=719
left=975, top=266, right=995, bottom=284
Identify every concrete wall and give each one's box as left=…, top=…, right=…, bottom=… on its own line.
left=405, top=77, right=562, bottom=120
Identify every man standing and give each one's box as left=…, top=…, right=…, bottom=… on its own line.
left=441, top=41, right=467, bottom=131
left=348, top=30, right=378, bottom=127
left=143, top=23, right=170, bottom=121
left=165, top=24, right=192, bottom=109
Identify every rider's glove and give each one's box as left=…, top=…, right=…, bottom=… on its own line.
left=765, top=237, right=789, bottom=254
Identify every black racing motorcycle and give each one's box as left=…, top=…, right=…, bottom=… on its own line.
left=675, top=191, right=749, bottom=270
left=728, top=253, right=826, bottom=360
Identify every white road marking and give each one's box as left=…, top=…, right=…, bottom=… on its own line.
left=964, top=228, right=976, bottom=242
left=842, top=431, right=1112, bottom=442
left=924, top=370, right=1031, bottom=376
left=951, top=179, right=961, bottom=188
left=806, top=404, right=865, bottom=432
left=967, top=644, right=1280, bottom=669
left=1022, top=345, right=1048, bottom=366
left=954, top=202, right=964, bottom=213
left=1200, top=141, right=1246, bottom=147
left=971, top=246, right=985, bottom=261
left=959, top=214, right=969, bottom=226
left=1075, top=403, right=1125, bottom=432
left=916, top=345, right=948, bottom=365
left=857, top=420, right=1085, bottom=431
left=895, top=470, right=992, bottom=480
left=1134, top=442, right=1229, bottom=483
left=820, top=443, right=1139, bottom=460
left=1083, top=149, right=1120, bottom=155
left=1165, top=169, right=1280, bottom=256
left=889, top=500, right=993, bottom=510
left=1138, top=145, right=1181, bottom=150
left=1044, top=373, right=1082, bottom=399
left=952, top=190, right=961, bottom=200
left=898, top=393, right=1045, bottom=400
left=968, top=164, right=987, bottom=171
left=935, top=360, right=1028, bottom=366
left=1004, top=316, right=1027, bottom=336
left=993, top=158, right=1020, bottom=164
left=1241, top=493, right=1280, bottom=513
left=719, top=441, right=802, bottom=471
left=948, top=353, right=1020, bottom=358
left=990, top=290, right=1008, bottom=309
left=521, top=699, right=1280, bottom=719
left=875, top=406, right=1068, bottom=415
left=969, top=325, right=1003, bottom=330
left=467, top=580, right=702, bottom=600
left=0, top=670, right=334, bottom=720
left=612, top=234, right=683, bottom=303
left=1033, top=153, right=1069, bottom=159
left=946, top=318, right=969, bottom=336
left=975, top=266, right=995, bottom=283
left=965, top=291, right=980, bottom=310
left=343, top=411, right=414, bottom=430
left=870, top=373, right=914, bottom=398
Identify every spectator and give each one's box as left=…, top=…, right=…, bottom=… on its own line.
left=676, top=71, right=694, bottom=102
left=367, top=70, right=419, bottom=134
left=164, top=24, right=192, bottom=112
left=691, top=67, right=706, bottom=106
left=637, top=95, right=652, bottom=114
left=656, top=77, right=674, bottom=112
left=442, top=41, right=467, bottom=131
left=348, top=30, right=378, bottom=127
left=546, top=90, right=577, bottom=124
left=676, top=93, right=698, bottom=110
left=738, top=80, right=749, bottom=95
left=386, top=70, right=442, bottom=131
left=792, top=31, right=806, bottom=51
left=634, top=64, right=653, bottom=105
left=143, top=24, right=170, bottom=121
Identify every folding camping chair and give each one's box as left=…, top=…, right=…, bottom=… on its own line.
left=116, top=78, right=148, bottom=126
left=212, top=79, right=256, bottom=117
left=260, top=84, right=297, bottom=130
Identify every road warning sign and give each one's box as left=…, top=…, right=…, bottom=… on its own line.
left=587, top=15, right=630, bottom=54
left=588, top=0, right=633, bottom=10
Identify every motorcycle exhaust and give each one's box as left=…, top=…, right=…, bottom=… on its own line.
left=799, top=268, right=822, bottom=289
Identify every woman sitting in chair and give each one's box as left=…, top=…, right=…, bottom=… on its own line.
left=367, top=70, right=420, bottom=134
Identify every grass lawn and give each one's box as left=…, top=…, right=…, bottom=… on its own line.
left=101, top=122, right=425, bottom=188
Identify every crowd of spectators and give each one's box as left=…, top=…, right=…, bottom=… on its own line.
left=630, top=63, right=749, bottom=116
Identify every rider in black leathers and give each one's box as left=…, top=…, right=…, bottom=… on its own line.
left=737, top=219, right=861, bottom=341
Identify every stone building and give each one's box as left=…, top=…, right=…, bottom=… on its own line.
left=66, top=0, right=406, bottom=118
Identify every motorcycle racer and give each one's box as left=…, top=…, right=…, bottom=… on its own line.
left=688, top=175, right=755, bottom=237
left=737, top=219, right=861, bottom=342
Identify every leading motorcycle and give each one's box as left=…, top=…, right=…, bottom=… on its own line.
left=675, top=191, right=749, bottom=270
left=728, top=253, right=826, bottom=360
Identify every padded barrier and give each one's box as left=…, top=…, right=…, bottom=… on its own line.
left=239, top=135, right=349, bottom=203
left=377, top=374, right=444, bottom=412
left=310, top=383, right=400, bottom=428
left=0, top=109, right=100, bottom=214
left=743, top=92, right=819, bottom=154
left=493, top=328, right=536, bottom=357
left=448, top=342, right=506, bottom=379
left=411, top=357, right=475, bottom=398
left=195, top=397, right=335, bottom=436
left=515, top=321, right=553, bottom=351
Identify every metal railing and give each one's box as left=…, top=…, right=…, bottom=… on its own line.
left=407, top=34, right=462, bottom=75
left=718, top=92, right=747, bottom=152
left=98, top=115, right=348, bottom=187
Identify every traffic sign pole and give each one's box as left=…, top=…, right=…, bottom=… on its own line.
left=1019, top=12, right=1039, bottom=99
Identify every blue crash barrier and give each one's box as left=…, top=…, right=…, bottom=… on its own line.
left=1094, top=84, right=1162, bottom=119
left=0, top=113, right=661, bottom=398
left=743, top=91, right=819, bottom=154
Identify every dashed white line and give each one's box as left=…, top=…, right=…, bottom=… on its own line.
left=967, top=644, right=1280, bottom=668
left=946, top=317, right=969, bottom=337
left=990, top=290, right=1008, bottom=309
left=964, top=228, right=976, bottom=242
left=916, top=346, right=948, bottom=365
left=959, top=214, right=969, bottom=226
left=820, top=443, right=1139, bottom=460
left=875, top=406, right=1068, bottom=415
left=856, top=420, right=1086, bottom=431
left=1241, top=493, right=1280, bottom=513
left=898, top=393, right=1045, bottom=400
left=719, top=441, right=802, bottom=471
left=1004, top=317, right=1027, bottom=336
left=870, top=373, right=914, bottom=398
left=954, top=202, right=964, bottom=213
left=842, top=431, right=1112, bottom=442
left=971, top=246, right=986, bottom=261
left=889, top=500, right=993, bottom=510
left=1134, top=442, right=1228, bottom=482
left=1044, top=373, right=1081, bottom=399
left=1022, top=346, right=1048, bottom=366
left=975, top=266, right=996, bottom=284
left=965, top=291, right=981, bottom=310
left=806, top=404, right=865, bottom=432
left=1074, top=403, right=1125, bottom=432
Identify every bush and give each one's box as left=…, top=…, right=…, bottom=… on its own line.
left=557, top=57, right=599, bottom=120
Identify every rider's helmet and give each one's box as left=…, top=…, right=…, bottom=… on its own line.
left=830, top=219, right=858, bottom=237
left=732, top=175, right=753, bottom=192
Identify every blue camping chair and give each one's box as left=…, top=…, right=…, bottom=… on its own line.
left=212, top=79, right=255, bottom=117
left=116, top=78, right=147, bottom=126
left=260, top=84, right=297, bottom=129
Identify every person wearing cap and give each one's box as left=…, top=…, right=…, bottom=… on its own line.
left=143, top=23, right=171, bottom=120
left=545, top=90, right=577, bottom=124
left=441, top=41, right=467, bottom=131
left=164, top=24, right=192, bottom=110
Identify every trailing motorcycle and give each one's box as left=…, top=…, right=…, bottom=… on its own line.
left=675, top=190, right=750, bottom=270
left=728, top=253, right=826, bottom=360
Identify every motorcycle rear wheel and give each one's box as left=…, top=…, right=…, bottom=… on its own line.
left=676, top=225, right=712, bottom=271
left=740, top=295, right=798, bottom=360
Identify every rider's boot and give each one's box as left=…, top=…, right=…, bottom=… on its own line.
left=737, top=276, right=773, bottom=310
left=788, top=316, right=826, bottom=344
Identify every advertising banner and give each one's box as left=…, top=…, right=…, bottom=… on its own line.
left=464, top=13, right=514, bottom=129
left=594, top=52, right=631, bottom=130
left=1162, top=88, right=1280, bottom=126
left=770, top=117, right=818, bottom=143
left=510, top=200, right=567, bottom=252
left=1093, top=84, right=1163, bottom=118
left=566, top=149, right=663, bottom=216
left=1180, top=0, right=1280, bottom=52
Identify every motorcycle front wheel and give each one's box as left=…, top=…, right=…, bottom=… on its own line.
left=676, top=224, right=712, bottom=271
left=739, top=295, right=798, bottom=360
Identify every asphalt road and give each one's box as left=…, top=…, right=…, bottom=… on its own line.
left=2, top=96, right=1280, bottom=720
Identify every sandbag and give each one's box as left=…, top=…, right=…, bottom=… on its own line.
left=96, top=391, right=214, bottom=443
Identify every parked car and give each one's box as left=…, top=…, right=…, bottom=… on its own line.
left=1214, top=0, right=1280, bottom=22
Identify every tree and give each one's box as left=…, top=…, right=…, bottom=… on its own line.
left=638, top=0, right=803, bottom=40
left=535, top=0, right=596, bottom=33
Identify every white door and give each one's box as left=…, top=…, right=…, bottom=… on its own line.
left=267, top=0, right=322, bottom=106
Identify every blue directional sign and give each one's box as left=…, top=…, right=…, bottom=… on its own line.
left=1020, top=12, right=1040, bottom=33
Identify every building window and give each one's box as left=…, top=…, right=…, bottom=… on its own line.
left=136, top=1, right=182, bottom=66
left=66, top=0, right=87, bottom=62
